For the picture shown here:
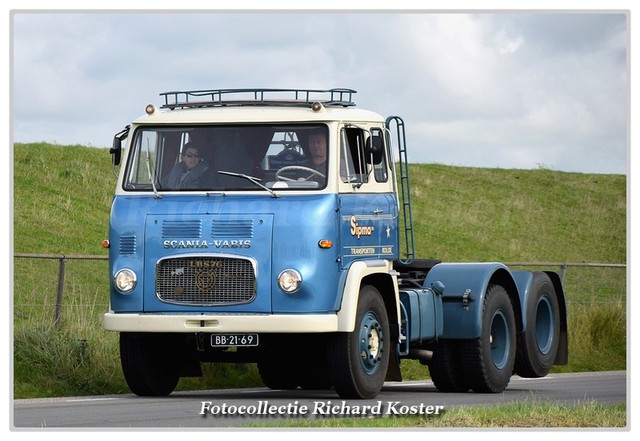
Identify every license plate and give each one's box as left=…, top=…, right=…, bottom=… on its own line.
left=210, top=333, right=259, bottom=347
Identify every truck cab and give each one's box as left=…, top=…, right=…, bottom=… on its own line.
left=105, top=89, right=405, bottom=397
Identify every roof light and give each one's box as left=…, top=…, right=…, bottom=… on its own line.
left=145, top=104, right=155, bottom=115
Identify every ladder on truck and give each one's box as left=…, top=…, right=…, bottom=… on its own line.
left=386, top=116, right=415, bottom=264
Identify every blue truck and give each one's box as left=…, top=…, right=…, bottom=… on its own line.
left=104, top=88, right=568, bottom=399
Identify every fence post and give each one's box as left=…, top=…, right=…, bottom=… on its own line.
left=559, top=263, right=567, bottom=283
left=54, top=255, right=66, bottom=327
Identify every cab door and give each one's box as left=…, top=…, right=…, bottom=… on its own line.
left=337, top=125, right=398, bottom=269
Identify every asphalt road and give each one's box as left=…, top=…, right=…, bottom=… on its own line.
left=12, top=371, right=626, bottom=429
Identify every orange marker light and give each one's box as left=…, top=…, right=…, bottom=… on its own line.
left=318, top=240, right=333, bottom=249
left=101, top=240, right=110, bottom=249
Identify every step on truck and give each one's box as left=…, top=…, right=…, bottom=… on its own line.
left=104, top=88, right=568, bottom=399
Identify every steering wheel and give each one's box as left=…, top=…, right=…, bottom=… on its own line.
left=275, top=165, right=325, bottom=182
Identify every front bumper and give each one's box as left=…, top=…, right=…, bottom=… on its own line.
left=103, top=312, right=338, bottom=333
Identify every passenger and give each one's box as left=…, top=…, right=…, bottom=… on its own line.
left=162, top=142, right=210, bottom=189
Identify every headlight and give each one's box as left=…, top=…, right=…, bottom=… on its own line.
left=114, top=268, right=137, bottom=293
left=277, top=269, right=302, bottom=294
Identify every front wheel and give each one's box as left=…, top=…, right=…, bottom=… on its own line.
left=328, top=285, right=390, bottom=399
left=459, top=285, right=516, bottom=393
left=120, top=333, right=180, bottom=396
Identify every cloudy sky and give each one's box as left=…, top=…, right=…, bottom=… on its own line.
left=10, top=7, right=631, bottom=175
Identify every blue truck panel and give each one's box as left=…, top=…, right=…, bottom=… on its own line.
left=511, top=270, right=534, bottom=331
left=109, top=193, right=343, bottom=314
left=423, top=262, right=520, bottom=339
left=337, top=193, right=399, bottom=268
left=399, top=287, right=443, bottom=343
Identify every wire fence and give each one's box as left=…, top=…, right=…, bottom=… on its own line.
left=13, top=253, right=627, bottom=328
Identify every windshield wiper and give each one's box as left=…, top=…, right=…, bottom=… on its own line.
left=218, top=171, right=280, bottom=198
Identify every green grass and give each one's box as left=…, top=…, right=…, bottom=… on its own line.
left=252, top=401, right=627, bottom=428
left=405, top=163, right=626, bottom=264
left=12, top=142, right=627, bottom=400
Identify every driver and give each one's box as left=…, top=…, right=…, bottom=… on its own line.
left=307, top=131, right=327, bottom=174
left=273, top=131, right=327, bottom=185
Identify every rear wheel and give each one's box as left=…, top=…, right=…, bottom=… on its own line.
left=428, top=339, right=469, bottom=392
left=515, top=272, right=561, bottom=377
left=120, top=333, right=180, bottom=396
left=328, top=285, right=390, bottom=399
left=460, top=285, right=516, bottom=393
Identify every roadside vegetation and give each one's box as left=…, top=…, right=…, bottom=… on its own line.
left=13, top=143, right=627, bottom=425
left=254, top=401, right=627, bottom=428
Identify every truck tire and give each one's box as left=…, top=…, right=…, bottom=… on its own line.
left=428, top=340, right=469, bottom=392
left=120, top=333, right=180, bottom=396
left=328, top=285, right=390, bottom=399
left=460, top=284, right=516, bottom=393
left=515, top=271, right=561, bottom=378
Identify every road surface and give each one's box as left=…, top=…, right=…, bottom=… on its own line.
left=12, top=371, right=626, bottom=428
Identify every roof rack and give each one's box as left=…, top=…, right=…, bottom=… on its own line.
left=159, top=88, right=357, bottom=110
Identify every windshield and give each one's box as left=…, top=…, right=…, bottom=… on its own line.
left=123, top=124, right=328, bottom=192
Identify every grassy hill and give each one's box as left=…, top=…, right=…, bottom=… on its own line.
left=12, top=142, right=627, bottom=398
left=13, top=143, right=626, bottom=263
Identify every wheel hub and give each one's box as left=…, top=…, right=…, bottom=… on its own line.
left=359, top=311, right=384, bottom=374
left=490, top=309, right=510, bottom=370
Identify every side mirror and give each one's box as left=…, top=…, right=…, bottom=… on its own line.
left=365, top=132, right=384, bottom=165
left=110, top=125, right=130, bottom=166
left=110, top=137, right=122, bottom=166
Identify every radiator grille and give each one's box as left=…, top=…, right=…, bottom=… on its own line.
left=156, top=256, right=256, bottom=305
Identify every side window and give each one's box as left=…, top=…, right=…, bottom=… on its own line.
left=340, top=126, right=389, bottom=184
left=340, top=127, right=367, bottom=184
left=125, top=131, right=160, bottom=188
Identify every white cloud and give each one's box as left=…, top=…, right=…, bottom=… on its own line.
left=11, top=11, right=628, bottom=174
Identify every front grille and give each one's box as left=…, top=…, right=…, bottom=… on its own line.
left=156, top=256, right=256, bottom=305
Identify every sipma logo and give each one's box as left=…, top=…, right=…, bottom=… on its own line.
left=163, top=239, right=251, bottom=249
left=350, top=216, right=375, bottom=239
